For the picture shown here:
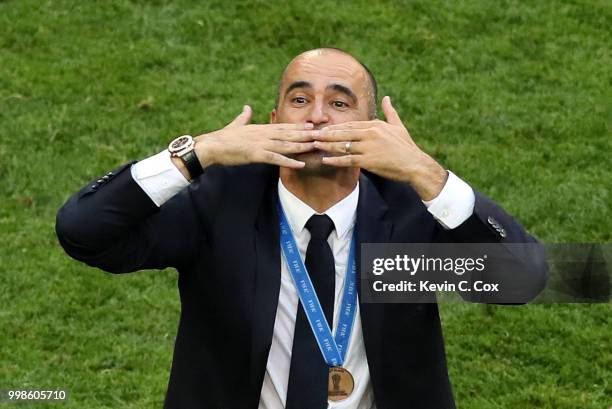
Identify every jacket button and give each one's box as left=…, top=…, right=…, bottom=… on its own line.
left=487, top=216, right=502, bottom=228
left=97, top=179, right=104, bottom=184
left=91, top=184, right=98, bottom=190
left=102, top=175, right=110, bottom=181
left=488, top=216, right=506, bottom=237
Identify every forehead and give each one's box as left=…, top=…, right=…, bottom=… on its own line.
left=281, top=51, right=369, bottom=94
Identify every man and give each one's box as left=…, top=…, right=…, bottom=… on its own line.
left=56, top=48, right=547, bottom=409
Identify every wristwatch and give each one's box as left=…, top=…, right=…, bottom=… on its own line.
left=168, top=135, right=204, bottom=180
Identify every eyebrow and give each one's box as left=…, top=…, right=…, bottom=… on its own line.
left=284, top=81, right=358, bottom=104
left=284, top=81, right=312, bottom=97
left=328, top=83, right=357, bottom=104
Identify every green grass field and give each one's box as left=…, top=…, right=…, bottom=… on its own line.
left=1, top=0, right=610, bottom=408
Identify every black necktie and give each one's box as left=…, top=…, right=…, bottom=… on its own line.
left=285, top=215, right=336, bottom=409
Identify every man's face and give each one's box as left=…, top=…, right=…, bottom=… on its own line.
left=271, top=50, right=372, bottom=171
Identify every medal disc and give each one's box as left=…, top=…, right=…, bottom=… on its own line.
left=328, top=367, right=354, bottom=402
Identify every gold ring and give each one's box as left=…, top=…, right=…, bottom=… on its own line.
left=345, top=141, right=352, bottom=154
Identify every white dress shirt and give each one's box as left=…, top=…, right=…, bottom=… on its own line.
left=130, top=150, right=476, bottom=408
left=259, top=179, right=374, bottom=409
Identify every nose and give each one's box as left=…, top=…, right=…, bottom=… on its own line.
left=305, top=100, right=330, bottom=128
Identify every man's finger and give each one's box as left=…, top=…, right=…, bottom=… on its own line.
left=271, top=130, right=317, bottom=142
left=381, top=96, right=402, bottom=126
left=267, top=123, right=315, bottom=130
left=225, top=105, right=253, bottom=129
left=267, top=140, right=316, bottom=154
left=255, top=150, right=306, bottom=168
left=321, top=154, right=362, bottom=168
left=313, top=128, right=369, bottom=142
left=320, top=121, right=377, bottom=132
left=313, top=141, right=362, bottom=155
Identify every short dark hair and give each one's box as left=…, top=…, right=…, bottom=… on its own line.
left=276, top=48, right=378, bottom=119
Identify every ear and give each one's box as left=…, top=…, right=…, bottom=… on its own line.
left=270, top=108, right=277, bottom=124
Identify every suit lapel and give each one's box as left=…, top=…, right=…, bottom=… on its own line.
left=356, top=172, right=393, bottom=295
left=249, top=171, right=282, bottom=402
left=356, top=172, right=392, bottom=400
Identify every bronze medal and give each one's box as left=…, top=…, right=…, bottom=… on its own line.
left=328, top=367, right=354, bottom=402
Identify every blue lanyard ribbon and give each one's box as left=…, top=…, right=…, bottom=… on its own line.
left=277, top=201, right=358, bottom=367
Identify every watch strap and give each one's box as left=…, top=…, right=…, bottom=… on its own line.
left=181, top=150, right=204, bottom=180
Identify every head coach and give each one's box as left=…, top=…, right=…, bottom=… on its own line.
left=56, top=48, right=548, bottom=409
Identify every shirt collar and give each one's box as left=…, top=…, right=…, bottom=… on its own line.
left=277, top=178, right=359, bottom=240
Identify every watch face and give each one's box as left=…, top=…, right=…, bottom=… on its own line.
left=170, top=136, right=190, bottom=151
left=168, top=135, right=193, bottom=154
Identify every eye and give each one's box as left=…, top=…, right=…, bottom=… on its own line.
left=332, top=100, right=349, bottom=109
left=291, top=96, right=308, bottom=105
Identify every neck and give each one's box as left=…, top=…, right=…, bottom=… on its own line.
left=280, top=168, right=360, bottom=213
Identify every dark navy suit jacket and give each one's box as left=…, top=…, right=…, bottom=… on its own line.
left=56, top=162, right=548, bottom=409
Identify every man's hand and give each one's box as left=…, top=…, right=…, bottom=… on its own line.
left=312, top=96, right=448, bottom=201
left=195, top=105, right=316, bottom=169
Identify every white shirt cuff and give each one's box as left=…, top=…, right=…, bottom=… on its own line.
left=130, top=150, right=190, bottom=207
left=422, top=171, right=475, bottom=229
